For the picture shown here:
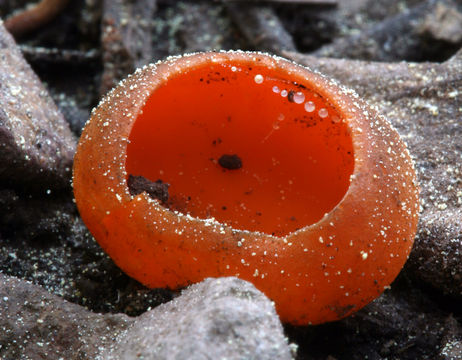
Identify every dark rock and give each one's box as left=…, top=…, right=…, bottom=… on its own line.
left=439, top=315, right=462, bottom=360
left=102, top=277, right=294, bottom=360
left=314, top=0, right=462, bottom=62
left=226, top=2, right=297, bottom=55
left=100, top=0, right=157, bottom=95
left=150, top=2, right=239, bottom=62
left=336, top=0, right=423, bottom=34
left=276, top=4, right=338, bottom=53
left=413, top=208, right=462, bottom=297
left=286, top=279, right=456, bottom=359
left=0, top=21, right=76, bottom=190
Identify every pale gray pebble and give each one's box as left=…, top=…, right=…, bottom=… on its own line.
left=0, top=274, right=294, bottom=360
left=101, top=277, right=294, bottom=360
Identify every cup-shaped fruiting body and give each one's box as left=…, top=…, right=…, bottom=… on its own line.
left=73, top=51, right=419, bottom=325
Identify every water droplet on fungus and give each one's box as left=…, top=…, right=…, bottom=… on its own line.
left=304, top=101, right=315, bottom=112
left=254, top=74, right=264, bottom=84
left=319, top=108, right=328, bottom=118
left=293, top=91, right=305, bottom=104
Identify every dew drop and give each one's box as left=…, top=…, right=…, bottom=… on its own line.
left=319, top=108, right=328, bottom=118
left=278, top=113, right=285, bottom=121
left=332, top=115, right=341, bottom=123
left=231, top=66, right=237, bottom=72
left=280, top=89, right=288, bottom=97
left=254, top=74, right=264, bottom=84
left=293, top=91, right=305, bottom=104
left=272, top=86, right=280, bottom=93
left=304, top=101, right=315, bottom=112
left=273, top=122, right=280, bottom=130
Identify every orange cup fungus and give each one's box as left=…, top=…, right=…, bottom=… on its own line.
left=73, top=51, right=419, bottom=325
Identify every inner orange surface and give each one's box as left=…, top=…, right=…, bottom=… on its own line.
left=126, top=62, right=354, bottom=236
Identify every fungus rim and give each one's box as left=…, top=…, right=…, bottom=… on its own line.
left=108, top=50, right=372, bottom=240
left=124, top=52, right=356, bottom=237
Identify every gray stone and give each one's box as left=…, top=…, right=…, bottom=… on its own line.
left=0, top=274, right=293, bottom=360
left=0, top=21, right=76, bottom=189
left=102, top=277, right=294, bottom=360
left=0, top=273, right=131, bottom=360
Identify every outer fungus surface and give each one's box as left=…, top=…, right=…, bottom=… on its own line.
left=73, top=51, right=419, bottom=325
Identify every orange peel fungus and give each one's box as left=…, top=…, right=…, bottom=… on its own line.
left=73, top=51, right=419, bottom=325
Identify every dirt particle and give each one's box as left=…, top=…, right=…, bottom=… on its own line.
left=218, top=154, right=242, bottom=170
left=128, top=175, right=169, bottom=204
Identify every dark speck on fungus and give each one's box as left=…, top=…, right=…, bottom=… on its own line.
left=218, top=154, right=242, bottom=170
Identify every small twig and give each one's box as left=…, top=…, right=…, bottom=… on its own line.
left=4, top=0, right=70, bottom=38
left=19, top=45, right=100, bottom=65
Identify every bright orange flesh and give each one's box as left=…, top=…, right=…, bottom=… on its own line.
left=126, top=64, right=354, bottom=236
left=73, top=52, right=420, bottom=325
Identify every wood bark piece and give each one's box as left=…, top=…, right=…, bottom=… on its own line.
left=0, top=21, right=76, bottom=189
left=19, top=45, right=99, bottom=65
left=285, top=50, right=462, bottom=297
left=4, top=0, right=70, bottom=38
left=314, top=0, right=462, bottom=62
left=100, top=0, right=157, bottom=95
left=226, top=3, right=297, bottom=54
